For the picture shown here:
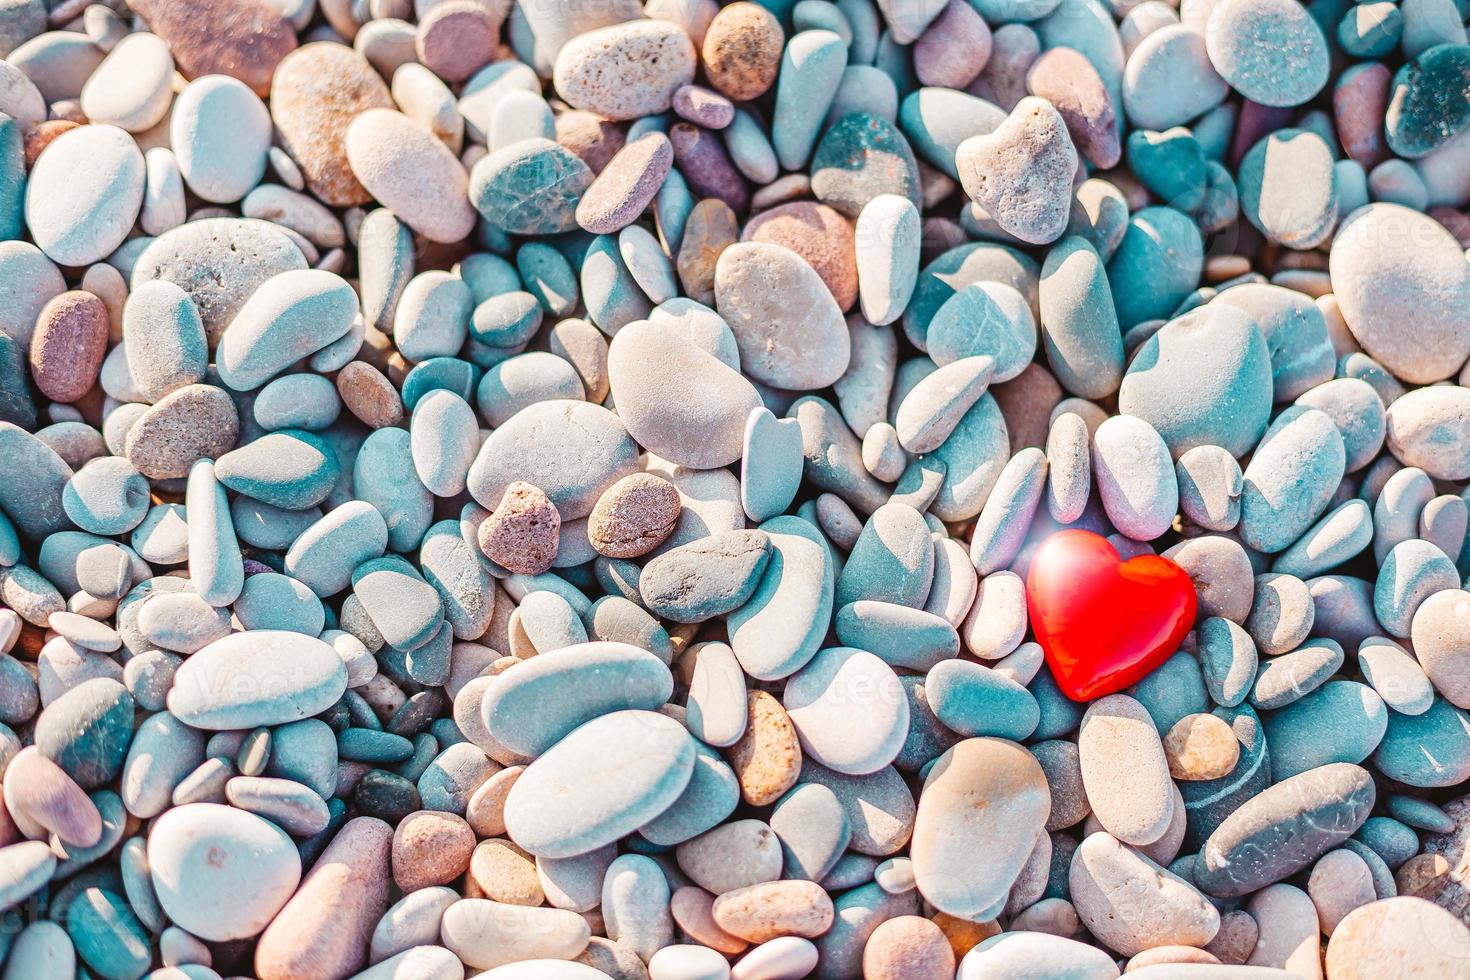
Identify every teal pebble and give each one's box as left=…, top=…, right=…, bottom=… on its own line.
left=1353, top=815, right=1419, bottom=869
left=581, top=234, right=651, bottom=334
left=1373, top=539, right=1459, bottom=637
left=772, top=30, right=848, bottom=170
left=1127, top=650, right=1211, bottom=734
left=1373, top=695, right=1470, bottom=787
left=1252, top=637, right=1346, bottom=710
left=35, top=678, right=134, bottom=788
left=67, top=887, right=151, bottom=980
left=516, top=242, right=579, bottom=317
left=214, top=430, right=340, bottom=510
left=1126, top=127, right=1207, bottom=212
left=835, top=502, right=933, bottom=608
left=252, top=373, right=341, bottom=431
left=1385, top=793, right=1456, bottom=833
left=640, top=742, right=741, bottom=846
left=230, top=498, right=320, bottom=551
left=233, top=571, right=325, bottom=635
left=1238, top=128, right=1338, bottom=248
left=338, top=727, right=415, bottom=764
left=350, top=554, right=445, bottom=652
left=63, top=457, right=150, bottom=536
left=925, top=659, right=1040, bottom=741
left=810, top=112, right=921, bottom=218
left=1107, top=206, right=1203, bottom=328
left=284, top=500, right=389, bottom=598
left=1213, top=283, right=1335, bottom=402
left=834, top=601, right=959, bottom=672
left=1038, top=236, right=1124, bottom=400
left=458, top=252, right=520, bottom=302
left=1238, top=406, right=1346, bottom=554
left=401, top=357, right=480, bottom=411
left=1386, top=44, right=1470, bottom=158
left=898, top=87, right=1006, bottom=179
left=470, top=291, right=543, bottom=348
left=1261, top=680, right=1388, bottom=780
left=354, top=769, right=420, bottom=823
left=0, top=115, right=22, bottom=241
left=353, top=428, right=433, bottom=552
left=266, top=718, right=337, bottom=799
left=655, top=167, right=694, bottom=257
left=1029, top=665, right=1085, bottom=740
left=1338, top=2, right=1402, bottom=59
left=468, top=138, right=592, bottom=234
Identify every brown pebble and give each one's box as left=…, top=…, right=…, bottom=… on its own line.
left=711, top=879, right=834, bottom=942
left=864, top=916, right=956, bottom=980
left=254, top=816, right=391, bottom=980
left=1394, top=852, right=1452, bottom=900
left=479, top=481, right=562, bottom=575
left=1163, top=713, right=1240, bottom=780
left=271, top=42, right=393, bottom=206
left=1334, top=61, right=1390, bottom=168
left=465, top=765, right=523, bottom=838
left=677, top=197, right=740, bottom=305
left=702, top=1, right=784, bottom=102
left=586, top=472, right=681, bottom=559
left=728, top=690, right=802, bottom=807
left=391, top=809, right=475, bottom=892
left=548, top=319, right=610, bottom=404
left=415, top=0, right=502, bottom=84
left=1026, top=47, right=1121, bottom=170
left=670, top=885, right=749, bottom=955
left=576, top=132, right=675, bottom=235
left=1203, top=908, right=1259, bottom=965
left=336, top=360, right=404, bottom=429
left=742, top=201, right=859, bottom=312
left=124, top=383, right=240, bottom=480
left=23, top=120, right=79, bottom=169
left=933, top=912, right=1002, bottom=960
left=30, top=291, right=109, bottom=403
left=468, top=838, right=544, bottom=907
left=556, top=110, right=627, bottom=175
left=130, top=0, right=296, bottom=97
left=992, top=362, right=1063, bottom=453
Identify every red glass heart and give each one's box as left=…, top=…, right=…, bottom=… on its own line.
left=1026, top=529, right=1197, bottom=702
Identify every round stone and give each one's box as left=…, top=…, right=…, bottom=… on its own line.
left=1205, top=0, right=1330, bottom=107
left=24, top=124, right=143, bottom=266
left=553, top=20, right=698, bottom=121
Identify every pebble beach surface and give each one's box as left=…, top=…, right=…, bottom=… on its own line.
left=0, top=1, right=1469, bottom=979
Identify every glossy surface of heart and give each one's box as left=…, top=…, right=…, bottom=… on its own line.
left=1026, top=529, right=1197, bottom=701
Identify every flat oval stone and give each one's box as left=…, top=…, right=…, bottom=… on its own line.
left=481, top=642, right=673, bottom=757
left=270, top=43, right=393, bottom=206
left=1196, top=762, right=1376, bottom=897
left=1119, top=303, right=1273, bottom=459
left=926, top=660, right=1040, bottom=741
left=470, top=138, right=594, bottom=236
left=714, top=242, right=851, bottom=391
left=167, top=630, right=348, bottom=730
left=130, top=218, right=308, bottom=345
left=1106, top=205, right=1203, bottom=329
left=1122, top=25, right=1229, bottom=131
left=216, top=269, right=358, bottom=391
left=1080, top=694, right=1176, bottom=846
left=468, top=401, right=637, bottom=521
left=810, top=113, right=921, bottom=219
left=147, top=802, right=301, bottom=941
left=24, top=124, right=143, bottom=266
left=1238, top=128, right=1338, bottom=249
left=171, top=75, right=271, bottom=203
left=910, top=737, right=1050, bottom=920
left=1385, top=385, right=1470, bottom=481
left=1330, top=203, right=1470, bottom=384
left=503, top=709, right=696, bottom=858
left=1373, top=696, right=1470, bottom=787
left=957, top=932, right=1119, bottom=980
left=1205, top=0, right=1330, bottom=106
left=215, top=430, right=339, bottom=510
left=1092, top=414, right=1179, bottom=541
left=641, top=529, right=773, bottom=624
left=1325, top=895, right=1470, bottom=978
left=345, top=109, right=475, bottom=244
left=608, top=319, right=761, bottom=469
left=1262, top=681, right=1389, bottom=780
left=728, top=516, right=834, bottom=682
left=926, top=282, right=1037, bottom=383
left=1070, top=831, right=1220, bottom=955
left=836, top=503, right=935, bottom=609
left=553, top=20, right=697, bottom=121
left=1239, top=405, right=1346, bottom=553
left=782, top=647, right=908, bottom=776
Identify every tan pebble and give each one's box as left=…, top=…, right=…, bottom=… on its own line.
left=465, top=765, right=524, bottom=838
left=1008, top=897, right=1083, bottom=938
left=728, top=690, right=802, bottom=806
left=479, top=481, right=562, bottom=575
left=469, top=838, right=544, bottom=907
left=415, top=1, right=502, bottom=83
left=1163, top=713, right=1241, bottom=780
left=932, top=912, right=1001, bottom=961
left=1308, top=848, right=1375, bottom=936
left=30, top=291, right=109, bottom=403
left=254, top=816, right=391, bottom=980
left=1245, top=883, right=1321, bottom=977
left=129, top=0, right=296, bottom=97
left=336, top=360, right=404, bottom=429
left=549, top=318, right=611, bottom=403
left=556, top=110, right=627, bottom=175
left=1125, top=946, right=1221, bottom=971
left=670, top=885, right=748, bottom=955
left=391, top=810, right=475, bottom=892
left=863, top=915, right=955, bottom=980
left=702, top=1, right=784, bottom=102
left=1325, top=895, right=1470, bottom=979
left=271, top=42, right=393, bottom=206
left=344, top=108, right=476, bottom=244
left=741, top=201, right=858, bottom=312
left=1162, top=535, right=1255, bottom=623
left=576, top=935, right=651, bottom=979
left=1078, top=694, right=1175, bottom=846
left=711, top=879, right=834, bottom=942
left=587, top=472, right=681, bottom=559
left=676, top=198, right=739, bottom=305
left=1204, top=909, right=1259, bottom=965
left=23, top=120, right=78, bottom=168
left=124, top=383, right=240, bottom=480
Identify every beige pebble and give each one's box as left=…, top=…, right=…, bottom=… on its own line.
left=588, top=472, right=681, bottom=559
left=1246, top=883, right=1322, bottom=979
left=1078, top=694, right=1175, bottom=846
left=677, top=819, right=783, bottom=895
left=1068, top=831, right=1221, bottom=956
left=465, top=765, right=524, bottom=838
left=1163, top=713, right=1241, bottom=780
left=1161, top=535, right=1255, bottom=623
left=345, top=108, right=476, bottom=244
left=479, top=481, right=562, bottom=576
left=391, top=810, right=475, bottom=892
left=863, top=916, right=955, bottom=980
left=1204, top=908, right=1260, bottom=965
left=729, top=690, right=802, bottom=806
left=670, top=885, right=748, bottom=955
left=1325, top=895, right=1470, bottom=979
left=1125, top=946, right=1221, bottom=971
left=469, top=838, right=545, bottom=907
left=1308, top=848, right=1376, bottom=936
left=711, top=880, right=834, bottom=943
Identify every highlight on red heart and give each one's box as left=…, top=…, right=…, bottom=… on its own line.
left=1026, top=529, right=1198, bottom=702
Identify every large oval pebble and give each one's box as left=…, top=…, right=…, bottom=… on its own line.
left=166, top=630, right=348, bottom=730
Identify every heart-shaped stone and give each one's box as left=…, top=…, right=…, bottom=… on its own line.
left=1027, top=529, right=1197, bottom=701
left=955, top=96, right=1078, bottom=245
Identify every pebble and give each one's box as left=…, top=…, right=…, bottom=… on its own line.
left=782, top=647, right=907, bottom=775
left=271, top=44, right=393, bottom=207
left=956, top=97, right=1078, bottom=246
left=588, top=473, right=682, bottom=559
left=172, top=76, right=272, bottom=204
left=25, top=124, right=143, bottom=268
left=167, top=631, right=348, bottom=729
left=641, top=529, right=772, bottom=623
left=712, top=879, right=835, bottom=942
left=1325, top=896, right=1470, bottom=978
left=147, top=802, right=301, bottom=941
left=346, top=110, right=475, bottom=245
left=1092, top=414, right=1178, bottom=541
left=702, top=3, right=784, bottom=102
left=1238, top=407, right=1346, bottom=554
